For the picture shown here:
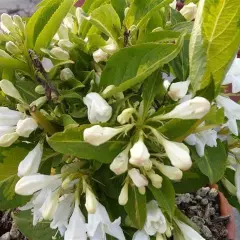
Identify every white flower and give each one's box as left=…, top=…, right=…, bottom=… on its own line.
left=58, top=39, right=73, bottom=50
left=185, top=129, right=218, bottom=157
left=110, top=147, right=129, bottom=175
left=180, top=2, right=198, bottom=21
left=156, top=97, right=210, bottom=120
left=175, top=220, right=205, bottom=240
left=0, top=49, right=11, bottom=58
left=169, top=0, right=177, bottom=9
left=65, top=199, right=87, bottom=240
left=30, top=96, right=48, bottom=109
left=222, top=57, right=240, bottom=93
left=93, top=49, right=108, bottom=62
left=60, top=68, right=74, bottom=81
left=102, top=39, right=118, bottom=55
left=216, top=95, right=240, bottom=135
left=83, top=92, right=112, bottom=123
left=168, top=80, right=190, bottom=101
left=133, top=230, right=150, bottom=240
left=1, top=13, right=15, bottom=32
left=18, top=142, right=43, bottom=177
left=15, top=174, right=61, bottom=196
left=50, top=194, right=74, bottom=236
left=42, top=57, right=54, bottom=72
left=128, top=168, right=148, bottom=188
left=0, top=79, right=23, bottom=102
left=16, top=118, right=38, bottom=137
left=129, top=138, right=150, bottom=167
left=50, top=47, right=70, bottom=60
left=117, top=108, right=135, bottom=124
left=118, top=182, right=128, bottom=206
left=0, top=132, right=19, bottom=147
left=13, top=15, right=25, bottom=33
left=235, top=164, right=240, bottom=203
left=146, top=171, right=163, bottom=189
left=0, top=107, right=23, bottom=126
left=85, top=187, right=97, bottom=214
left=87, top=201, right=126, bottom=240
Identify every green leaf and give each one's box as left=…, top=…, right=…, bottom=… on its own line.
left=47, top=126, right=127, bottom=163
left=149, top=176, right=175, bottom=218
left=124, top=185, right=146, bottom=229
left=101, top=34, right=185, bottom=97
left=192, top=140, right=228, bottom=184
left=195, top=75, right=215, bottom=101
left=111, top=0, right=126, bottom=22
left=0, top=175, right=30, bottom=210
left=170, top=8, right=186, bottom=25
left=34, top=0, right=76, bottom=52
left=14, top=211, right=63, bottom=240
left=204, top=106, right=224, bottom=125
left=0, top=57, right=28, bottom=72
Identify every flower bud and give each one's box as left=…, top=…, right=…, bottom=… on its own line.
left=0, top=107, right=23, bottom=126
left=129, top=138, right=150, bottom=167
left=0, top=49, right=11, bottom=58
left=18, top=142, right=43, bottom=177
left=156, top=97, right=210, bottom=120
left=58, top=39, right=73, bottom=50
left=156, top=233, right=164, bottom=240
left=42, top=57, right=54, bottom=72
left=168, top=80, right=190, bottom=101
left=146, top=171, right=163, bottom=189
left=6, top=41, right=21, bottom=55
left=13, top=15, right=25, bottom=33
left=119, top=181, right=128, bottom=205
left=50, top=47, right=69, bottom=60
left=180, top=2, right=197, bottom=21
left=85, top=187, right=97, bottom=214
left=30, top=96, right=48, bottom=108
left=169, top=0, right=177, bottom=9
left=153, top=160, right=183, bottom=180
left=138, top=186, right=146, bottom=195
left=60, top=68, right=74, bottom=81
left=0, top=132, right=19, bottom=147
left=0, top=79, right=23, bottom=102
left=35, top=85, right=45, bottom=95
left=110, top=147, right=129, bottom=175
left=1, top=13, right=15, bottom=32
left=128, top=168, right=148, bottom=188
left=16, top=118, right=38, bottom=137
left=76, top=7, right=84, bottom=25
left=117, top=108, right=135, bottom=125
left=102, top=41, right=118, bottom=55
left=93, top=49, right=108, bottom=63
left=83, top=92, right=112, bottom=123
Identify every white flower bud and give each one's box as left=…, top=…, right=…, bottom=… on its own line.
left=0, top=49, right=11, bottom=58
left=35, top=85, right=45, bottom=95
left=117, top=108, right=135, bottom=124
left=6, top=41, right=21, bottom=55
left=169, top=0, right=177, bottom=9
left=13, top=15, right=25, bottom=33
left=0, top=132, right=19, bottom=147
left=110, top=147, right=129, bottom=175
left=76, top=7, right=84, bottom=25
left=119, top=181, right=128, bottom=205
left=84, top=125, right=127, bottom=146
left=85, top=187, right=97, bottom=214
left=156, top=233, right=164, bottom=240
left=58, top=39, right=73, bottom=50
left=16, top=118, right=38, bottom=137
left=138, top=186, right=146, bottom=195
left=1, top=13, right=15, bottom=32
left=129, top=138, right=150, bottom=167
left=42, top=57, right=54, bottom=72
left=93, top=49, right=108, bottom=63
left=83, top=92, right=112, bottom=123
left=0, top=79, right=23, bottom=102
left=102, top=40, right=118, bottom=55
left=153, top=160, right=183, bottom=180
left=60, top=68, right=74, bottom=81
left=168, top=80, right=190, bottom=101
left=180, top=2, right=198, bottom=21
left=30, top=96, right=48, bottom=109
left=156, top=97, right=210, bottom=120
left=18, top=142, right=43, bottom=177
left=146, top=171, right=163, bottom=189
left=128, top=168, right=148, bottom=188
left=50, top=47, right=69, bottom=60
left=143, top=159, right=152, bottom=171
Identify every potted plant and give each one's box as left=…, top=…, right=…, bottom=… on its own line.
left=0, top=0, right=239, bottom=239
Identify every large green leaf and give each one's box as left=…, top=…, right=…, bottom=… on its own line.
left=192, top=140, right=228, bottom=184
left=124, top=185, right=146, bottom=229
left=190, top=0, right=240, bottom=93
left=111, top=0, right=126, bottom=22
left=101, top=34, right=185, bottom=97
left=0, top=57, right=28, bottom=71
left=47, top=126, right=127, bottom=163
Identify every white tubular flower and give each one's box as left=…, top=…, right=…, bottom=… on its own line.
left=15, top=174, right=61, bottom=196
left=42, top=57, right=54, bottom=72
left=133, top=230, right=150, bottom=240
left=168, top=80, right=190, bottom=101
left=235, top=165, right=240, bottom=203
left=87, top=201, right=126, bottom=240
left=129, top=138, right=150, bottom=167
left=58, top=39, right=73, bottom=50
left=118, top=181, right=128, bottom=206
left=18, top=142, right=43, bottom=177
left=84, top=125, right=132, bottom=146
left=64, top=199, right=87, bottom=240
left=155, top=97, right=210, bottom=120
left=110, top=147, right=129, bottom=175
left=60, top=68, right=74, bottom=81
left=180, top=2, right=198, bottom=21
left=16, top=118, right=38, bottom=137
left=83, top=92, right=112, bottom=123
left=128, top=168, right=148, bottom=188
left=1, top=13, right=15, bottom=32
left=13, top=15, right=25, bottom=33
left=102, top=39, right=118, bottom=55
left=93, top=49, right=108, bottom=63
left=6, top=41, right=21, bottom=55
left=153, top=160, right=183, bottom=181
left=50, top=47, right=69, bottom=60
left=0, top=132, right=19, bottom=147
left=0, top=107, right=23, bottom=126
left=0, top=80, right=23, bottom=102
left=85, top=187, right=97, bottom=214
left=50, top=194, right=74, bottom=236
left=117, top=108, right=135, bottom=124
left=175, top=220, right=205, bottom=240
left=146, top=171, right=163, bottom=189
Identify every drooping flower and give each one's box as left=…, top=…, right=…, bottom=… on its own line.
left=83, top=92, right=112, bottom=123
left=85, top=187, right=97, bottom=214
left=16, top=118, right=38, bottom=137
left=180, top=2, right=198, bottom=21
left=168, top=80, right=190, bottom=101
left=87, top=201, right=126, bottom=240
left=146, top=171, right=163, bottom=189
left=50, top=47, right=70, bottom=60
left=0, top=79, right=23, bottom=102
left=18, top=142, right=43, bottom=177
left=128, top=168, right=148, bottom=188
left=0, top=132, right=19, bottom=147
left=93, top=49, right=108, bottom=63
left=118, top=181, right=128, bottom=206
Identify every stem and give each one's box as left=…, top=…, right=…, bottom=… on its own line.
left=191, top=124, right=219, bottom=133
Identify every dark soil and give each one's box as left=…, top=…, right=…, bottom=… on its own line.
left=0, top=211, right=26, bottom=240
left=176, top=187, right=230, bottom=240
